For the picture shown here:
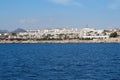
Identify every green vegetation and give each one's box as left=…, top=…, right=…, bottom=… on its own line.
left=109, top=32, right=118, bottom=38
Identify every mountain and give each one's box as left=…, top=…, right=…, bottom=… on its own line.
left=12, top=28, right=26, bottom=33
left=0, top=30, right=9, bottom=33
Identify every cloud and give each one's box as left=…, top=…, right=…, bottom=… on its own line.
left=19, top=18, right=57, bottom=26
left=50, top=0, right=70, bottom=4
left=72, top=2, right=82, bottom=7
left=109, top=0, right=120, bottom=10
left=49, top=0, right=82, bottom=7
left=20, top=19, right=40, bottom=24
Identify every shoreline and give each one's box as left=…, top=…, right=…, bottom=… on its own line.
left=0, top=38, right=120, bottom=43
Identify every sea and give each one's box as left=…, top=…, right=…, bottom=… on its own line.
left=0, top=43, right=120, bottom=80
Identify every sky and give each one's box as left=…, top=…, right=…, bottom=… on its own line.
left=0, top=0, right=120, bottom=30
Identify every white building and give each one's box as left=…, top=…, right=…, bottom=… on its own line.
left=17, top=28, right=110, bottom=39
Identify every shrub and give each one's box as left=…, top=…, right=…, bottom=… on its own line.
left=109, top=32, right=118, bottom=38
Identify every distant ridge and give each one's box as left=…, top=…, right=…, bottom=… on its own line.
left=0, top=30, right=8, bottom=33
left=12, top=28, right=26, bottom=33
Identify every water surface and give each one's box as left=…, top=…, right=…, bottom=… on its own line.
left=0, top=43, right=120, bottom=80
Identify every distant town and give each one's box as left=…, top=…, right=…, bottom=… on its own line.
left=0, top=28, right=120, bottom=43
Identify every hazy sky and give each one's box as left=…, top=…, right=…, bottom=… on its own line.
left=0, top=0, right=120, bottom=30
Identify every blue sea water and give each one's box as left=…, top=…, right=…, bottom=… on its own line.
left=0, top=43, right=120, bottom=80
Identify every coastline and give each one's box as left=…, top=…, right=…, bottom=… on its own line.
left=0, top=38, right=120, bottom=43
